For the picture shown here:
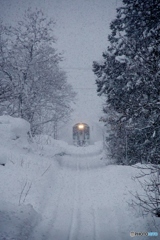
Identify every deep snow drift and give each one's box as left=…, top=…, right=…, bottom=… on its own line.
left=0, top=116, right=159, bottom=240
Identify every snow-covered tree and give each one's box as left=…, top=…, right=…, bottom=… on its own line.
left=93, top=0, right=160, bottom=164
left=0, top=22, right=16, bottom=108
left=131, top=164, right=160, bottom=218
left=0, top=9, right=76, bottom=135
left=32, top=70, right=75, bottom=138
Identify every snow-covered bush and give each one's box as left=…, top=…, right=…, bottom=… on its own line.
left=0, top=115, right=31, bottom=149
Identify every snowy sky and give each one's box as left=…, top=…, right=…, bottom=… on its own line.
left=0, top=0, right=121, bottom=125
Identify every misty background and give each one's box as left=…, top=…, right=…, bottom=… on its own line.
left=0, top=0, right=121, bottom=143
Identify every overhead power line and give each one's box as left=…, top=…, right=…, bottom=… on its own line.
left=61, top=67, right=92, bottom=71
left=74, top=87, right=96, bottom=89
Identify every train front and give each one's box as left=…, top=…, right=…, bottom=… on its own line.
left=73, top=123, right=90, bottom=146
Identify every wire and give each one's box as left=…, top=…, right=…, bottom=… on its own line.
left=74, top=87, right=96, bottom=89
left=62, top=67, right=92, bottom=71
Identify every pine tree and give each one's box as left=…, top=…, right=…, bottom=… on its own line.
left=93, top=0, right=160, bottom=164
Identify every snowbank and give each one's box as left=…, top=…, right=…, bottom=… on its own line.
left=64, top=141, right=103, bottom=157
left=0, top=201, right=40, bottom=240
left=0, top=115, right=31, bottom=147
left=0, top=115, right=32, bottom=165
left=0, top=119, right=58, bottom=239
left=33, top=135, right=69, bottom=158
left=34, top=135, right=103, bottom=158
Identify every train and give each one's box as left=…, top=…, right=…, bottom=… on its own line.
left=73, top=123, right=90, bottom=146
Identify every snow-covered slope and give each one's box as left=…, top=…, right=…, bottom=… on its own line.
left=0, top=116, right=159, bottom=240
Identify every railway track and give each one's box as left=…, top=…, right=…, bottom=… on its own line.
left=29, top=153, right=125, bottom=240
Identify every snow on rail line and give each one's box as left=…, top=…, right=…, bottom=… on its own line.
left=0, top=117, right=159, bottom=240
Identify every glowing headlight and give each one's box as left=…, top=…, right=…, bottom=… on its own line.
left=78, top=124, right=84, bottom=130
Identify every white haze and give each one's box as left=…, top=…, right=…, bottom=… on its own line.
left=0, top=0, right=122, bottom=142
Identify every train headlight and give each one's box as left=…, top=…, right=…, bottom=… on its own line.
left=78, top=124, right=84, bottom=130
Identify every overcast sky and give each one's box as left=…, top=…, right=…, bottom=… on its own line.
left=0, top=0, right=121, bottom=128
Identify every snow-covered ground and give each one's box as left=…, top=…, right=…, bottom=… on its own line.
left=0, top=116, right=159, bottom=240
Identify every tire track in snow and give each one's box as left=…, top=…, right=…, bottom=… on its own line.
left=92, top=208, right=98, bottom=240
left=61, top=157, right=98, bottom=240
left=44, top=167, right=68, bottom=239
left=29, top=164, right=67, bottom=240
left=31, top=154, right=105, bottom=240
left=68, top=160, right=79, bottom=240
left=46, top=159, right=79, bottom=240
left=68, top=158, right=100, bottom=240
left=86, top=159, right=99, bottom=240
